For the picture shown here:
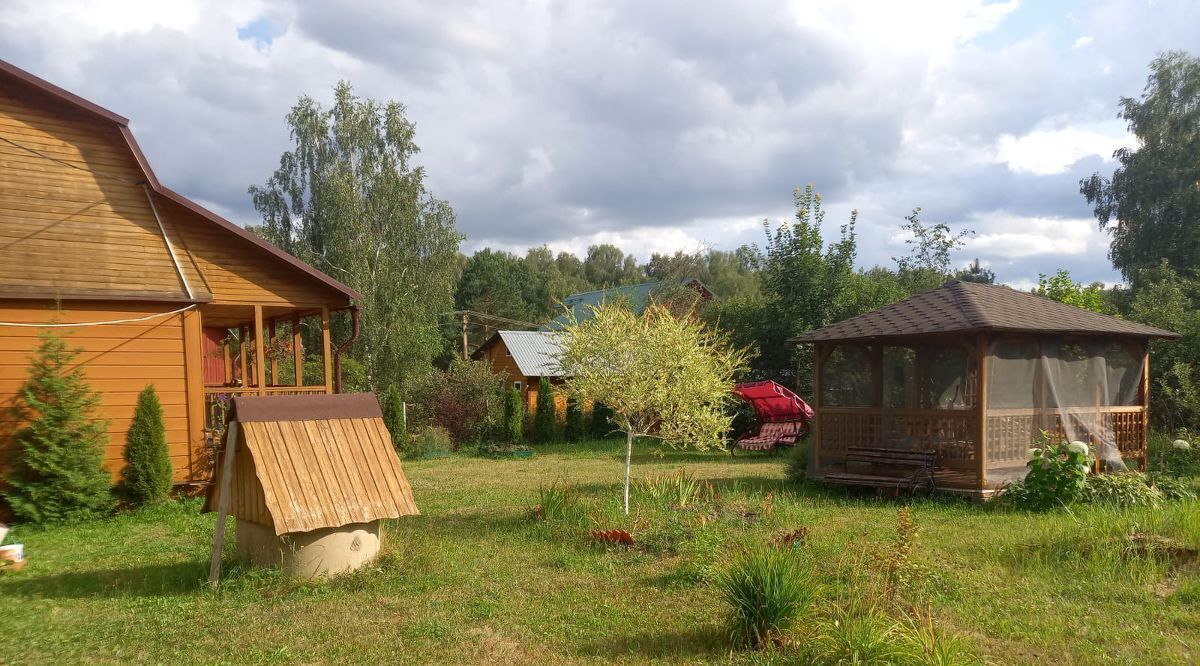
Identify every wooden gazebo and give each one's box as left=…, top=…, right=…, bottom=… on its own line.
left=792, top=280, right=1177, bottom=497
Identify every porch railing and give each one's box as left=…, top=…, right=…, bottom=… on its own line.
left=198, top=385, right=329, bottom=481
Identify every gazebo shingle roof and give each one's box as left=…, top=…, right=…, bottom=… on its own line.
left=791, top=280, right=1178, bottom=343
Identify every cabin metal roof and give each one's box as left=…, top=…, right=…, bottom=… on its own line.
left=792, top=280, right=1178, bottom=343
left=475, top=330, right=564, bottom=377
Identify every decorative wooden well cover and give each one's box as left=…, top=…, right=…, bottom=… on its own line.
left=204, top=393, right=419, bottom=536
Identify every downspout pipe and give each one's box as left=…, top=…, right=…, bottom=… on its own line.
left=332, top=305, right=361, bottom=393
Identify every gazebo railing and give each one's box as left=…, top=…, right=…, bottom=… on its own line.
left=819, top=408, right=980, bottom=487
left=985, top=406, right=1147, bottom=468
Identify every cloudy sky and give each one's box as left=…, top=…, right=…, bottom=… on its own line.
left=3, top=1, right=1197, bottom=287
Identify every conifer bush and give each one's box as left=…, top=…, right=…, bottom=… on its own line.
left=381, top=383, right=406, bottom=452
left=121, top=385, right=173, bottom=506
left=531, top=376, right=557, bottom=443
left=503, top=387, right=524, bottom=444
left=563, top=394, right=585, bottom=442
left=589, top=401, right=613, bottom=438
left=5, top=331, right=113, bottom=523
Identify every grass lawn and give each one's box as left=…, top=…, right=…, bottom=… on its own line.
left=1, top=439, right=1198, bottom=664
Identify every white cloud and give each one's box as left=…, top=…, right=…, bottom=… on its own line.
left=967, top=215, right=1095, bottom=258
left=995, top=125, right=1129, bottom=176
left=1073, top=35, right=1094, bottom=48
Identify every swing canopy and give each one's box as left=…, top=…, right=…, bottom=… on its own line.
left=733, top=380, right=814, bottom=424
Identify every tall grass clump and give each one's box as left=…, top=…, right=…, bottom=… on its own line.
left=536, top=481, right=578, bottom=522
left=786, top=439, right=808, bottom=483
left=811, top=604, right=908, bottom=665
left=640, top=469, right=712, bottom=507
left=717, top=547, right=817, bottom=649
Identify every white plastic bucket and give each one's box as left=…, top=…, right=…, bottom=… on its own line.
left=0, top=544, right=24, bottom=562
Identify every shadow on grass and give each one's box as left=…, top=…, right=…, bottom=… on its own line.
left=574, top=625, right=727, bottom=660
left=0, top=560, right=206, bottom=599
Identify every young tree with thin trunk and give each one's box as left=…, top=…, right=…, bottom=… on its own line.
left=556, top=303, right=746, bottom=514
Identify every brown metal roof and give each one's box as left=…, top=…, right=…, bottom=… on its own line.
left=792, top=280, right=1179, bottom=343
left=0, top=58, right=362, bottom=303
left=205, top=393, right=419, bottom=535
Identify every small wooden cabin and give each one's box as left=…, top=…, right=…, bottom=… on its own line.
left=473, top=330, right=566, bottom=416
left=0, top=60, right=359, bottom=484
left=793, top=280, right=1177, bottom=497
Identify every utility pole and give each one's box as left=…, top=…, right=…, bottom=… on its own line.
left=461, top=312, right=469, bottom=358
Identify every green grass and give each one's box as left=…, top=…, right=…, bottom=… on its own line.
left=1, top=438, right=1198, bottom=664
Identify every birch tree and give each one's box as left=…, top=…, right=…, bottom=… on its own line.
left=250, top=82, right=462, bottom=391
left=556, top=303, right=746, bottom=513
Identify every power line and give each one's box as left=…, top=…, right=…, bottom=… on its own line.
left=442, top=310, right=541, bottom=329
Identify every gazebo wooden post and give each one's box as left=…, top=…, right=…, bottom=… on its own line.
left=1141, top=342, right=1151, bottom=472
left=812, top=342, right=823, bottom=475
left=976, top=333, right=989, bottom=493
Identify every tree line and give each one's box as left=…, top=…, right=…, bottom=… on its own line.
left=248, top=51, right=1200, bottom=429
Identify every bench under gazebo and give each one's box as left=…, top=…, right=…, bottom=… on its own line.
left=792, top=280, right=1177, bottom=497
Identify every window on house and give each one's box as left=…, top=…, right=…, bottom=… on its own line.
left=513, top=381, right=522, bottom=391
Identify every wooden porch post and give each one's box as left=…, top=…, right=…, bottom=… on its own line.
left=269, top=320, right=278, bottom=387
left=223, top=340, right=233, bottom=385
left=239, top=325, right=248, bottom=388
left=292, top=316, right=304, bottom=387
left=321, top=306, right=334, bottom=394
left=253, top=306, right=267, bottom=396
left=976, top=334, right=989, bottom=492
left=182, top=308, right=205, bottom=483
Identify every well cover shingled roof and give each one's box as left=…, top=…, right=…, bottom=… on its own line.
left=792, top=280, right=1178, bottom=343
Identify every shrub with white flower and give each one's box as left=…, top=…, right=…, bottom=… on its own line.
left=1002, top=431, right=1095, bottom=510
left=1172, top=439, right=1190, bottom=450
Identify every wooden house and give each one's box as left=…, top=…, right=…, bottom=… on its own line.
left=0, top=60, right=359, bottom=485
left=473, top=330, right=566, bottom=416
left=793, top=280, right=1177, bottom=497
left=543, top=278, right=713, bottom=330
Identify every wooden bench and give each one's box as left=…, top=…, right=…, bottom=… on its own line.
left=824, top=446, right=936, bottom=495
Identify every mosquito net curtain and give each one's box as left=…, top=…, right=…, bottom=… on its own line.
left=988, top=337, right=1143, bottom=471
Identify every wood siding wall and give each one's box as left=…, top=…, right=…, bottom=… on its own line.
left=0, top=300, right=197, bottom=481
left=157, top=196, right=346, bottom=308
left=0, top=82, right=208, bottom=301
